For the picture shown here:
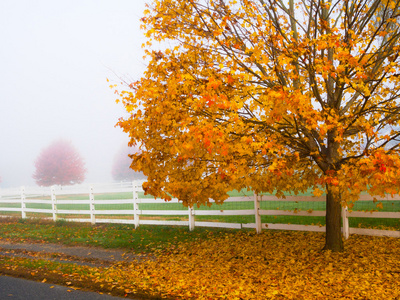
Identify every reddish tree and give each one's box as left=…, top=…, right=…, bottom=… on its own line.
left=33, top=139, right=86, bottom=186
left=112, top=145, right=146, bottom=182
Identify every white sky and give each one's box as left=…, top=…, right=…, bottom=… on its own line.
left=0, top=0, right=148, bottom=187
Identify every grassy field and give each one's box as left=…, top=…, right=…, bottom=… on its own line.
left=1, top=190, right=399, bottom=230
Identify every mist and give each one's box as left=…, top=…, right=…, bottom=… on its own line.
left=0, top=0, right=147, bottom=188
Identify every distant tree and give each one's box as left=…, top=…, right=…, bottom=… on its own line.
left=112, top=145, right=146, bottom=182
left=33, top=139, right=86, bottom=186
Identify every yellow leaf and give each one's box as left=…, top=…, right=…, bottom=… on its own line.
left=313, top=188, right=324, bottom=197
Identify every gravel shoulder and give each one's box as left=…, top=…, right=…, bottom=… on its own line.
left=0, top=241, right=152, bottom=267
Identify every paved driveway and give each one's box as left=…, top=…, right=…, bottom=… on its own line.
left=0, top=276, right=127, bottom=300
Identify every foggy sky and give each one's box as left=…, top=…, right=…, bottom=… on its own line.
left=0, top=0, right=147, bottom=187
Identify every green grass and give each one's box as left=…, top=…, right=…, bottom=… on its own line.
left=0, top=217, right=242, bottom=252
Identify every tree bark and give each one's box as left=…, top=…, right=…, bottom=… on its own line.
left=323, top=186, right=344, bottom=252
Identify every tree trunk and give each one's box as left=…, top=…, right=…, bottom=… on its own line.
left=323, top=186, right=344, bottom=252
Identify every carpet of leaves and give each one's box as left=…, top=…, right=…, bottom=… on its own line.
left=1, top=231, right=400, bottom=299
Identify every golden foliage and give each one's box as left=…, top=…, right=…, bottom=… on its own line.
left=117, top=0, right=400, bottom=206
left=113, top=232, right=400, bottom=299
left=2, top=231, right=400, bottom=299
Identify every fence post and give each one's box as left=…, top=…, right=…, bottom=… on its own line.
left=254, top=192, right=262, bottom=233
left=133, top=182, right=140, bottom=229
left=89, top=186, right=95, bottom=225
left=188, top=206, right=195, bottom=231
left=51, top=186, right=57, bottom=222
left=342, top=206, right=349, bottom=240
left=21, top=186, right=26, bottom=219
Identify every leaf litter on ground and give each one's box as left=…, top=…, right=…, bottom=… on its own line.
left=1, top=229, right=400, bottom=299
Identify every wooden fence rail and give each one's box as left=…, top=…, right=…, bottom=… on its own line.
left=0, top=182, right=399, bottom=239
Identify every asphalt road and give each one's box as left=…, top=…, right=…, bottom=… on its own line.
left=0, top=276, right=126, bottom=300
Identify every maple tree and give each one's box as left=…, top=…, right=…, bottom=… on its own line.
left=111, top=144, right=147, bottom=181
left=33, top=139, right=86, bottom=186
left=117, top=0, right=400, bottom=251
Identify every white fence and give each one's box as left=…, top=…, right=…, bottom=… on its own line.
left=0, top=182, right=399, bottom=239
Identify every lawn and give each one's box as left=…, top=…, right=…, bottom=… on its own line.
left=0, top=218, right=399, bottom=299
